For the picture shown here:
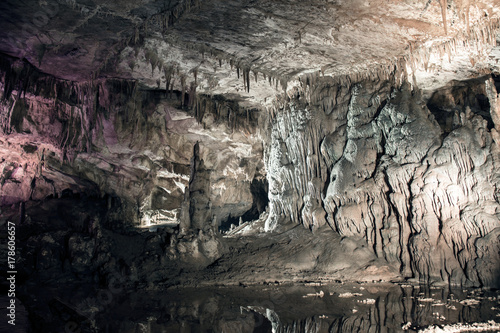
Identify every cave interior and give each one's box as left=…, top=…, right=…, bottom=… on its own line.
left=0, top=0, right=500, bottom=332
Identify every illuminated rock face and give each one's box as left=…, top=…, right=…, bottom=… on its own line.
left=2, top=61, right=499, bottom=287
left=265, top=77, right=500, bottom=287
left=0, top=0, right=500, bottom=288
left=0, top=57, right=263, bottom=229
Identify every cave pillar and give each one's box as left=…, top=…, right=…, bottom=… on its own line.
left=179, top=141, right=214, bottom=235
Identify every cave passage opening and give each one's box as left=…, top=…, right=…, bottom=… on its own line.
left=426, top=76, right=495, bottom=134
left=218, top=177, right=269, bottom=232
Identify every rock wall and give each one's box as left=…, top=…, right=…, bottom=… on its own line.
left=1, top=50, right=499, bottom=287
left=265, top=75, right=500, bottom=287
left=0, top=54, right=266, bottom=263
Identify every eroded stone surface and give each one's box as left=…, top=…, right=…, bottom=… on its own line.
left=263, top=75, right=500, bottom=287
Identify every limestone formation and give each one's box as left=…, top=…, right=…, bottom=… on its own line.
left=0, top=4, right=500, bottom=330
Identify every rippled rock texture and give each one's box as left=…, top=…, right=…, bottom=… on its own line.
left=265, top=75, right=500, bottom=287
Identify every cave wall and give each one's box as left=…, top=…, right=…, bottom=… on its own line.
left=264, top=75, right=500, bottom=287
left=0, top=54, right=264, bottom=236
left=1, top=49, right=499, bottom=287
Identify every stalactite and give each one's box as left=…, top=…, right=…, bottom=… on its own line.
left=170, top=78, right=175, bottom=99
left=440, top=0, right=448, bottom=35
left=188, top=81, right=197, bottom=109
left=5, top=96, right=17, bottom=134
left=246, top=68, right=250, bottom=93
left=242, top=69, right=246, bottom=92
left=61, top=106, right=73, bottom=149
left=281, top=78, right=287, bottom=94
left=180, top=75, right=186, bottom=108
left=165, top=68, right=172, bottom=97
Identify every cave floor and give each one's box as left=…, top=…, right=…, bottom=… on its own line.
left=187, top=224, right=401, bottom=287
left=2, top=199, right=500, bottom=331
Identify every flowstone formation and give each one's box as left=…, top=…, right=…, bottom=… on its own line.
left=0, top=0, right=499, bottom=301
left=265, top=75, right=500, bottom=287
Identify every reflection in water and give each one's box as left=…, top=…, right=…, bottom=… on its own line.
left=23, top=283, right=500, bottom=332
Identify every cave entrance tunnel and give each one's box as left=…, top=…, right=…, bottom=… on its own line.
left=426, top=76, right=495, bottom=134
left=218, top=177, right=269, bottom=233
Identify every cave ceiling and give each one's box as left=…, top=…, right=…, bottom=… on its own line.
left=1, top=0, right=499, bottom=108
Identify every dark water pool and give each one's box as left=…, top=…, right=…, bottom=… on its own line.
left=13, top=283, right=500, bottom=332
